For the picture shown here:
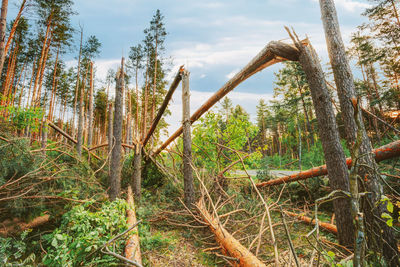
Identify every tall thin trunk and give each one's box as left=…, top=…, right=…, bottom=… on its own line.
left=31, top=14, right=52, bottom=106
left=109, top=58, right=125, bottom=200
left=87, top=61, right=94, bottom=147
left=36, top=34, right=52, bottom=107
left=0, top=0, right=8, bottom=75
left=72, top=27, right=83, bottom=138
left=132, top=144, right=142, bottom=200
left=48, top=44, right=60, bottom=121
left=0, top=0, right=25, bottom=76
left=319, top=1, right=399, bottom=264
left=76, top=76, right=85, bottom=157
left=141, top=57, right=149, bottom=139
left=107, top=102, right=113, bottom=156
left=182, top=70, right=194, bottom=207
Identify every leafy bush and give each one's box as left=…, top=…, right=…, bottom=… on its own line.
left=0, top=105, right=43, bottom=133
left=42, top=200, right=128, bottom=266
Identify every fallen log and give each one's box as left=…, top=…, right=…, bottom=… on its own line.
left=256, top=140, right=400, bottom=188
left=196, top=198, right=266, bottom=267
left=284, top=211, right=337, bottom=234
left=47, top=120, right=101, bottom=160
left=153, top=41, right=300, bottom=156
left=0, top=214, right=50, bottom=237
left=125, top=186, right=142, bottom=266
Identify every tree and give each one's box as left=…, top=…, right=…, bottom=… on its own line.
left=319, top=0, right=399, bottom=264
left=109, top=58, right=125, bottom=200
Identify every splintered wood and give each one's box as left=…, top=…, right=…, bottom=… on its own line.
left=196, top=198, right=266, bottom=267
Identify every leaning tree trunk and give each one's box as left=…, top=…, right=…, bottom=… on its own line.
left=319, top=1, right=399, bottom=265
left=288, top=31, right=355, bottom=247
left=109, top=58, right=125, bottom=200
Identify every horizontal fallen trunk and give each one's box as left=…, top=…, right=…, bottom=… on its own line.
left=257, top=140, right=400, bottom=188
left=0, top=214, right=50, bottom=237
left=153, top=41, right=300, bottom=156
left=284, top=211, right=337, bottom=234
left=196, top=198, right=266, bottom=267
left=125, top=186, right=142, bottom=266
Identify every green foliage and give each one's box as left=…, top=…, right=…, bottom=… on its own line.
left=192, top=99, right=260, bottom=171
left=0, top=105, right=43, bottom=132
left=0, top=231, right=36, bottom=266
left=42, top=200, right=128, bottom=266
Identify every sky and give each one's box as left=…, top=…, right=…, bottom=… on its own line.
left=9, top=0, right=372, bottom=140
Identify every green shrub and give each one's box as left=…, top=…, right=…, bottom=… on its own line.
left=42, top=200, right=128, bottom=266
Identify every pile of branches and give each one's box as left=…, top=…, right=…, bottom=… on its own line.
left=0, top=130, right=106, bottom=231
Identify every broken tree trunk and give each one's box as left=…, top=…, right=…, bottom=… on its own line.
left=109, top=58, right=125, bottom=200
left=256, top=139, right=400, bottom=188
left=153, top=41, right=300, bottom=155
left=182, top=69, right=195, bottom=207
left=142, top=66, right=183, bottom=147
left=286, top=31, right=354, bottom=246
left=197, top=198, right=266, bottom=267
left=284, top=211, right=337, bottom=234
left=76, top=72, right=85, bottom=157
left=125, top=186, right=142, bottom=266
left=0, top=214, right=50, bottom=237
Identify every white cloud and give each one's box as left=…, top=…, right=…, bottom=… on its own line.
left=226, top=69, right=239, bottom=79
left=311, top=0, right=371, bottom=12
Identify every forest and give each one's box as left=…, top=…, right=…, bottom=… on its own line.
left=0, top=0, right=399, bottom=266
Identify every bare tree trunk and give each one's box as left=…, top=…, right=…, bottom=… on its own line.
left=109, top=58, right=125, bottom=200
left=182, top=70, right=194, bottom=207
left=76, top=76, right=84, bottom=157
left=107, top=102, right=113, bottom=156
left=72, top=27, right=83, bottom=138
left=0, top=0, right=25, bottom=76
left=87, top=61, right=94, bottom=147
left=287, top=31, right=355, bottom=247
left=132, top=144, right=142, bottom=201
left=319, top=1, right=399, bottom=264
left=0, top=0, right=8, bottom=75
left=48, top=44, right=60, bottom=121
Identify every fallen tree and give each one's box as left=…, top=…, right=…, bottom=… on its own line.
left=125, top=186, right=142, bottom=266
left=153, top=41, right=301, bottom=156
left=284, top=211, right=337, bottom=234
left=0, top=214, right=50, bottom=237
left=256, top=140, right=400, bottom=188
left=196, top=198, right=267, bottom=267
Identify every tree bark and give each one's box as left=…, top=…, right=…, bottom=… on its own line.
left=107, top=102, right=113, bottom=156
left=287, top=32, right=354, bottom=247
left=319, top=0, right=399, bottom=264
left=76, top=74, right=84, bottom=157
left=72, top=27, right=83, bottom=138
left=182, top=70, right=194, bottom=207
left=0, top=0, right=8, bottom=76
left=87, top=62, right=94, bottom=147
left=132, top=144, right=142, bottom=201
left=109, top=58, right=125, bottom=200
